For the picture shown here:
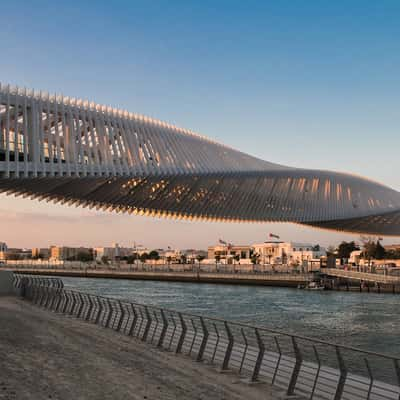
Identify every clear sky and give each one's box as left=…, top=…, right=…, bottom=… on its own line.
left=1, top=0, right=400, bottom=249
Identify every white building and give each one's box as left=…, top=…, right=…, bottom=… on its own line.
left=252, top=242, right=326, bottom=266
left=349, top=250, right=362, bottom=265
left=159, top=249, right=182, bottom=263
left=207, top=245, right=252, bottom=264
left=94, top=243, right=132, bottom=262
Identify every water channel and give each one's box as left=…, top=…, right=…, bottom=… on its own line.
left=62, top=277, right=399, bottom=356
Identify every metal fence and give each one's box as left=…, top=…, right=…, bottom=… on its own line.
left=322, top=269, right=400, bottom=285
left=15, top=274, right=400, bottom=400
left=7, top=260, right=316, bottom=274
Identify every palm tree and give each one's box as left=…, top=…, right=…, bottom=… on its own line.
left=215, top=255, right=221, bottom=272
left=233, top=254, right=240, bottom=273
left=166, top=256, right=172, bottom=271
left=250, top=253, right=260, bottom=273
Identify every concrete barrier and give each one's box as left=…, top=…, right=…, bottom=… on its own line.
left=0, top=270, right=15, bottom=295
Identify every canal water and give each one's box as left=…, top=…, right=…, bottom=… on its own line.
left=62, top=277, right=400, bottom=356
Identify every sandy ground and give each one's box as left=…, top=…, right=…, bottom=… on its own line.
left=0, top=296, right=282, bottom=400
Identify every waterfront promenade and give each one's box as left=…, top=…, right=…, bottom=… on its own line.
left=9, top=266, right=314, bottom=287
left=0, top=296, right=278, bottom=400
left=9, top=274, right=400, bottom=400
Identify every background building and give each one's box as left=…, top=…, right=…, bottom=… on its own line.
left=94, top=244, right=132, bottom=262
left=0, top=248, right=31, bottom=261
left=31, top=248, right=50, bottom=259
left=207, top=245, right=252, bottom=264
left=252, top=242, right=326, bottom=266
left=50, top=246, right=93, bottom=261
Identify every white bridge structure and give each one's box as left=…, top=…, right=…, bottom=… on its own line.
left=1, top=84, right=400, bottom=235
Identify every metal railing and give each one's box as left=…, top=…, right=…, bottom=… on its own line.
left=16, top=274, right=400, bottom=400
left=13, top=274, right=63, bottom=290
left=6, top=260, right=318, bottom=275
left=323, top=268, right=400, bottom=284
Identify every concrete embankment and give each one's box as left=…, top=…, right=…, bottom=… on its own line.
left=11, top=268, right=313, bottom=287
left=0, top=296, right=280, bottom=400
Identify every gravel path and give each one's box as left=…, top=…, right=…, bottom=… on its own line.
left=0, top=297, right=281, bottom=400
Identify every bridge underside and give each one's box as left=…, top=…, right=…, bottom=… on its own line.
left=2, top=174, right=400, bottom=236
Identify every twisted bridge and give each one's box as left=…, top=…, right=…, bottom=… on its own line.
left=1, top=84, right=400, bottom=235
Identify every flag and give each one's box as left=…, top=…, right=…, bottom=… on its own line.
left=269, top=233, right=280, bottom=239
left=219, top=239, right=227, bottom=245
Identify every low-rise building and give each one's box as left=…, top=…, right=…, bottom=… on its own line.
left=182, top=249, right=208, bottom=263
left=32, top=248, right=50, bottom=259
left=251, top=241, right=326, bottom=266
left=349, top=250, right=362, bottom=265
left=0, top=248, right=31, bottom=261
left=0, top=242, right=8, bottom=261
left=159, top=249, right=182, bottom=263
left=50, top=246, right=93, bottom=261
left=207, top=245, right=252, bottom=264
left=94, top=244, right=132, bottom=262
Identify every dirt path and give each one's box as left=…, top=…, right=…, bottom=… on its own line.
left=0, top=297, right=281, bottom=400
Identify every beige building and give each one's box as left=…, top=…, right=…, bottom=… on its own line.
left=32, top=248, right=50, bottom=259
left=207, top=245, right=252, bottom=264
left=252, top=242, right=326, bottom=266
left=94, top=244, right=132, bottom=262
left=50, top=246, right=92, bottom=261
left=0, top=248, right=31, bottom=261
left=0, top=242, right=7, bottom=261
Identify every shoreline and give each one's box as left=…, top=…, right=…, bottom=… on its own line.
left=10, top=268, right=312, bottom=287
left=8, top=267, right=400, bottom=293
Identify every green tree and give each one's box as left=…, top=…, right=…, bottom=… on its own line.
left=250, top=253, right=259, bottom=272
left=76, top=252, right=93, bottom=262
left=326, top=245, right=336, bottom=257
left=251, top=253, right=259, bottom=265
left=5, top=253, right=22, bottom=261
left=196, top=255, right=205, bottom=263
left=126, top=255, right=136, bottom=265
left=180, top=254, right=187, bottom=264
left=148, top=250, right=160, bottom=260
left=386, top=249, right=400, bottom=259
left=101, top=255, right=109, bottom=264
left=375, top=241, right=385, bottom=260
left=337, top=241, right=359, bottom=259
left=281, top=250, right=288, bottom=264
left=360, top=236, right=377, bottom=265
left=140, top=252, right=149, bottom=263
left=214, top=254, right=221, bottom=271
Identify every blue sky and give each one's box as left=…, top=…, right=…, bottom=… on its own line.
left=1, top=1, right=400, bottom=248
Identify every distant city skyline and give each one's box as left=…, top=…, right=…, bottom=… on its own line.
left=1, top=1, right=400, bottom=247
